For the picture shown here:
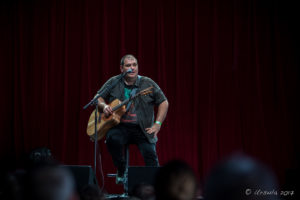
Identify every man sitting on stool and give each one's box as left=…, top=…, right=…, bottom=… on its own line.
left=97, top=54, right=169, bottom=184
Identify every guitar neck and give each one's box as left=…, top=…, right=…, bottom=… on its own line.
left=110, top=86, right=153, bottom=112
left=112, top=96, right=137, bottom=112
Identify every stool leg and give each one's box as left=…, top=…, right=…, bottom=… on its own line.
left=105, top=146, right=130, bottom=198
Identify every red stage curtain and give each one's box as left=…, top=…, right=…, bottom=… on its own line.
left=0, top=0, right=299, bottom=193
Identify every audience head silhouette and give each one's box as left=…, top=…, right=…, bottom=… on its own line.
left=25, top=147, right=53, bottom=169
left=154, top=160, right=197, bottom=200
left=79, top=184, right=104, bottom=200
left=27, top=161, right=79, bottom=200
left=203, top=154, right=278, bottom=200
left=129, top=182, right=155, bottom=200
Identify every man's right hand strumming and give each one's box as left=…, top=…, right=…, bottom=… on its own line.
left=103, top=104, right=113, bottom=116
left=97, top=97, right=113, bottom=117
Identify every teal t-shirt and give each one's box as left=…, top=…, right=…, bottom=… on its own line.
left=124, top=87, right=132, bottom=100
left=121, top=84, right=138, bottom=124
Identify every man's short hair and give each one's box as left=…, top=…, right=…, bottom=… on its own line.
left=120, top=54, right=138, bottom=66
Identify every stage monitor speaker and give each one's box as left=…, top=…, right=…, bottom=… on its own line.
left=128, top=166, right=159, bottom=194
left=64, top=165, right=98, bottom=190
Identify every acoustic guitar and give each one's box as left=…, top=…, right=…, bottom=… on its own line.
left=86, top=86, right=153, bottom=141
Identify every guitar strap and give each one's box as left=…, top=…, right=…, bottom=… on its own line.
left=125, top=75, right=141, bottom=112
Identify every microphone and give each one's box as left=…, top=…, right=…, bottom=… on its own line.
left=125, top=68, right=133, bottom=74
left=93, top=69, right=133, bottom=103
left=121, top=68, right=133, bottom=77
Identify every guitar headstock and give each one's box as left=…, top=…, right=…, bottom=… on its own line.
left=139, top=86, right=154, bottom=96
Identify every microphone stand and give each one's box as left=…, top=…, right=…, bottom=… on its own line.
left=83, top=71, right=130, bottom=176
left=83, top=90, right=105, bottom=175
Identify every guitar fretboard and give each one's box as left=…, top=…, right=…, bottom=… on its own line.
left=111, top=95, right=137, bottom=112
left=110, top=86, right=153, bottom=112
